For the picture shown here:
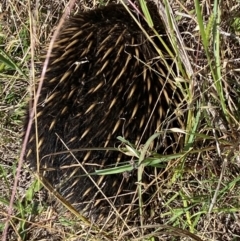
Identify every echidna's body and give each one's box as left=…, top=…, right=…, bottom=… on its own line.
left=26, top=2, right=184, bottom=222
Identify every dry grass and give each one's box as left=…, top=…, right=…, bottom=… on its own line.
left=1, top=0, right=240, bottom=240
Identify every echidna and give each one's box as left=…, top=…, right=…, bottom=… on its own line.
left=26, top=2, right=185, bottom=222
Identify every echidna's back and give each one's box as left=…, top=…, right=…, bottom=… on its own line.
left=26, top=3, right=184, bottom=222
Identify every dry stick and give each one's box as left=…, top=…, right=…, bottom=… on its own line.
left=2, top=1, right=76, bottom=240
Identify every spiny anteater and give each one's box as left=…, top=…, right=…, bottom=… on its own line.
left=26, top=2, right=185, bottom=222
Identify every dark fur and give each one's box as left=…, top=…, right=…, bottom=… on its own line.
left=26, top=2, right=184, bottom=222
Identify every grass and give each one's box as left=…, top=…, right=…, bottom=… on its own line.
left=1, top=0, right=240, bottom=240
